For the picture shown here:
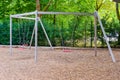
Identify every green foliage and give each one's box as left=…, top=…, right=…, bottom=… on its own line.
left=0, top=0, right=120, bottom=47
left=0, top=20, right=9, bottom=45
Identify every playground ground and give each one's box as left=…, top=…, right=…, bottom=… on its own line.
left=0, top=47, right=120, bottom=80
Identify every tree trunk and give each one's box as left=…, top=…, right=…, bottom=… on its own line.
left=90, top=21, right=93, bottom=48
left=116, top=3, right=120, bottom=22
left=84, top=23, right=87, bottom=48
left=36, top=0, right=40, bottom=11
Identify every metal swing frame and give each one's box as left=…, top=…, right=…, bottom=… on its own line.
left=10, top=10, right=116, bottom=62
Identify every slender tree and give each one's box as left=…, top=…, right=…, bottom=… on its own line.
left=36, top=0, right=40, bottom=11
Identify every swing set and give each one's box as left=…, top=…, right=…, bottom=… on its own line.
left=10, top=10, right=116, bottom=63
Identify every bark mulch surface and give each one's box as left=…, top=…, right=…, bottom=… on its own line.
left=0, top=47, right=120, bottom=80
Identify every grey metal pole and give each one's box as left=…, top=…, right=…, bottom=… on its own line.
left=38, top=18, right=53, bottom=49
left=10, top=16, right=12, bottom=55
left=35, top=10, right=38, bottom=62
left=94, top=12, right=97, bottom=56
left=95, top=11, right=116, bottom=62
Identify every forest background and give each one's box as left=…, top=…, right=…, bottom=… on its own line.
left=0, top=0, right=120, bottom=48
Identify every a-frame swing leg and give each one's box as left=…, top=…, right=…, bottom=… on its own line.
left=38, top=18, right=53, bottom=49
left=34, top=11, right=38, bottom=63
left=29, top=17, right=53, bottom=49
left=94, top=13, right=97, bottom=56
left=95, top=11, right=116, bottom=62
left=10, top=15, right=12, bottom=55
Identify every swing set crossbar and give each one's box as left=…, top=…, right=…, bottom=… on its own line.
left=11, top=11, right=94, bottom=18
left=38, top=11, right=94, bottom=16
left=11, top=11, right=36, bottom=17
left=11, top=16, right=35, bottom=20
